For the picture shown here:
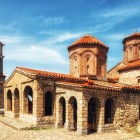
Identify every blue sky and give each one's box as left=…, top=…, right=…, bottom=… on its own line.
left=0, top=0, right=140, bottom=78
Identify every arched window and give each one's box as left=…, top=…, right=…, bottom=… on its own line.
left=128, top=47, right=133, bottom=61
left=99, top=58, right=102, bottom=76
left=45, top=92, right=53, bottom=116
left=86, top=56, right=90, bottom=75
left=73, top=56, right=78, bottom=76
left=87, top=65, right=89, bottom=74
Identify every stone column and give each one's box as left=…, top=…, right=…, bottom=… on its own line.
left=98, top=98, right=105, bottom=133
left=35, top=80, right=44, bottom=117
left=77, top=98, right=88, bottom=135
left=55, top=96, right=62, bottom=128
left=65, top=99, right=70, bottom=130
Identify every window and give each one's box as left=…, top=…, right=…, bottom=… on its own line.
left=86, top=56, right=90, bottom=75
left=128, top=47, right=133, bottom=61
left=99, top=58, right=102, bottom=76
left=87, top=65, right=89, bottom=74
left=73, top=56, right=78, bottom=76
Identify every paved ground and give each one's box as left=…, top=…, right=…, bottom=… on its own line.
left=0, top=116, right=140, bottom=140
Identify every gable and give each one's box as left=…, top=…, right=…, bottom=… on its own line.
left=108, top=61, right=124, bottom=79
left=5, top=71, right=34, bottom=88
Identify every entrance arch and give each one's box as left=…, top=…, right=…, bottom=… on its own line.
left=24, top=86, right=33, bottom=114
left=7, top=90, right=12, bottom=111
left=59, top=97, right=66, bottom=126
left=88, top=97, right=100, bottom=133
left=14, top=88, right=20, bottom=117
left=68, top=96, right=77, bottom=131
left=45, top=91, right=53, bottom=116
left=105, top=98, right=115, bottom=124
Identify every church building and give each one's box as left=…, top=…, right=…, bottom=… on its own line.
left=3, top=33, right=140, bottom=135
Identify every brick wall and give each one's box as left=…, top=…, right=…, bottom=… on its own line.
left=119, top=68, right=140, bottom=85
left=69, top=45, right=107, bottom=78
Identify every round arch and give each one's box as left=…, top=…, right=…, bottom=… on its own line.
left=105, top=98, right=115, bottom=124
left=59, top=97, right=66, bottom=126
left=68, top=96, right=77, bottom=131
left=24, top=86, right=33, bottom=114
left=14, top=88, right=20, bottom=117
left=88, top=97, right=100, bottom=133
left=7, top=90, right=12, bottom=111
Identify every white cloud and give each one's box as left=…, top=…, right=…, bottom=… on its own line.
left=42, top=16, right=66, bottom=26
left=55, top=32, right=82, bottom=42
left=5, top=45, right=68, bottom=65
left=0, top=35, right=32, bottom=44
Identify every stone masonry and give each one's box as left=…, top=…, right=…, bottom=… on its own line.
left=4, top=33, right=140, bottom=135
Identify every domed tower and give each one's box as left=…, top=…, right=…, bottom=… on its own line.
left=68, top=34, right=108, bottom=79
left=123, top=32, right=140, bottom=63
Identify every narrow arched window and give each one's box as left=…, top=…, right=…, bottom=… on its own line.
left=128, top=47, right=133, bottom=61
left=73, top=56, right=78, bottom=76
left=87, top=65, right=89, bottom=74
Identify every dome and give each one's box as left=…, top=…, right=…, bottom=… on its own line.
left=68, top=34, right=108, bottom=50
left=123, top=32, right=140, bottom=44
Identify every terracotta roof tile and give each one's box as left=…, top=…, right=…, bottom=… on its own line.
left=122, top=86, right=140, bottom=91
left=16, top=67, right=94, bottom=83
left=118, top=59, right=140, bottom=72
left=68, top=34, right=108, bottom=50
left=16, top=67, right=140, bottom=92
left=123, top=32, right=140, bottom=44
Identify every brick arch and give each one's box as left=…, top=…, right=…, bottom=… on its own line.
left=70, top=52, right=79, bottom=59
left=88, top=96, right=101, bottom=133
left=23, top=86, right=33, bottom=114
left=80, top=50, right=96, bottom=57
left=58, top=96, right=66, bottom=126
left=81, top=51, right=96, bottom=75
left=68, top=96, right=77, bottom=131
left=7, top=89, right=12, bottom=111
left=104, top=97, right=116, bottom=124
left=14, top=88, right=20, bottom=117
left=70, top=52, right=80, bottom=77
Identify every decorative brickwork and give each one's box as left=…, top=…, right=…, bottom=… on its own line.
left=68, top=34, right=108, bottom=79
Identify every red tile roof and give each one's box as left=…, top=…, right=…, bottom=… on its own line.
left=16, top=67, right=94, bottom=83
left=68, top=34, right=108, bottom=50
left=118, top=59, right=140, bottom=72
left=123, top=32, right=140, bottom=44
left=16, top=67, right=140, bottom=92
